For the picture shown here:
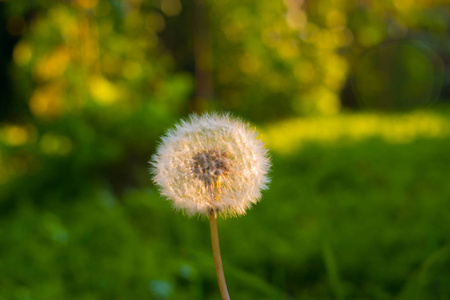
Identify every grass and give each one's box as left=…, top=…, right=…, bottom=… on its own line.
left=1, top=108, right=450, bottom=299
left=261, top=108, right=450, bottom=155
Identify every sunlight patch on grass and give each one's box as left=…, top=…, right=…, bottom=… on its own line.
left=261, top=110, right=450, bottom=155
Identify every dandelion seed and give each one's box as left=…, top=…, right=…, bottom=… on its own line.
left=151, top=113, right=271, bottom=217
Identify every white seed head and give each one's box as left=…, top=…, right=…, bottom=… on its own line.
left=150, top=113, right=271, bottom=217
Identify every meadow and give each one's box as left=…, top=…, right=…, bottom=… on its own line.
left=1, top=108, right=449, bottom=300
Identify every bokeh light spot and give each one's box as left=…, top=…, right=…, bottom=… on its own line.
left=145, top=13, right=166, bottom=33
left=326, top=10, right=346, bottom=28
left=161, top=0, right=182, bottom=17
left=0, top=125, right=29, bottom=146
left=239, top=54, right=261, bottom=74
left=89, top=76, right=120, bottom=105
left=357, top=25, right=385, bottom=47
left=40, top=133, right=72, bottom=156
left=34, top=47, right=70, bottom=81
left=123, top=61, right=143, bottom=80
left=30, top=84, right=65, bottom=118
left=76, top=0, right=98, bottom=10
left=13, top=42, right=32, bottom=66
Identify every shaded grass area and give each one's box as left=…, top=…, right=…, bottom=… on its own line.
left=261, top=137, right=450, bottom=299
left=1, top=115, right=450, bottom=299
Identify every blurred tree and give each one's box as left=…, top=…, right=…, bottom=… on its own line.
left=0, top=0, right=193, bottom=208
left=193, top=0, right=214, bottom=111
left=1, top=0, right=449, bottom=210
left=0, top=3, right=23, bottom=121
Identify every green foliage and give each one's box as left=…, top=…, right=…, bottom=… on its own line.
left=354, top=41, right=443, bottom=110
left=2, top=115, right=450, bottom=299
left=1, top=0, right=192, bottom=206
left=206, top=0, right=450, bottom=120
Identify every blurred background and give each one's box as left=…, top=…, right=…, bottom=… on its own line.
left=1, top=0, right=450, bottom=299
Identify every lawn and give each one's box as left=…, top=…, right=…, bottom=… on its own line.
left=1, top=108, right=450, bottom=299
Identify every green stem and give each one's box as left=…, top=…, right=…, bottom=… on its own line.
left=209, top=213, right=230, bottom=300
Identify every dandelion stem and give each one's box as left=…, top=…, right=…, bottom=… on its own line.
left=209, top=212, right=230, bottom=300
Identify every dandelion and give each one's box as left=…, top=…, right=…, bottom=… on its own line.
left=151, top=113, right=270, bottom=217
left=151, top=113, right=271, bottom=299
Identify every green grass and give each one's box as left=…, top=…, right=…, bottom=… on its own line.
left=1, top=110, right=450, bottom=299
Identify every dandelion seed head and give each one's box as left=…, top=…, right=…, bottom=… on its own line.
left=151, top=113, right=271, bottom=217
